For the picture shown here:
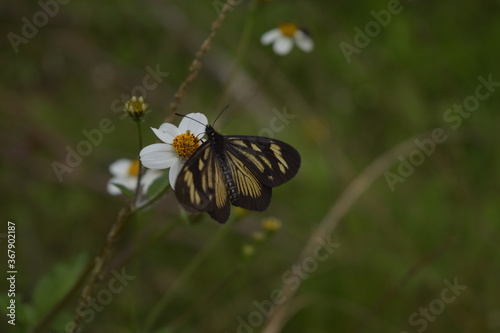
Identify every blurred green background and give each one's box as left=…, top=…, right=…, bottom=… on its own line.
left=1, top=0, right=500, bottom=332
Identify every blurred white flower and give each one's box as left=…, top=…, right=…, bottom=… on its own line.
left=139, top=113, right=208, bottom=189
left=107, top=159, right=162, bottom=195
left=261, top=23, right=313, bottom=55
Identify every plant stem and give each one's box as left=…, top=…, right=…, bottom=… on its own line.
left=216, top=0, right=258, bottom=111
left=143, top=218, right=236, bottom=331
left=70, top=205, right=133, bottom=333
left=33, top=260, right=94, bottom=332
left=133, top=120, right=144, bottom=208
left=136, top=184, right=171, bottom=212
left=260, top=132, right=433, bottom=333
left=165, top=0, right=235, bottom=123
left=61, top=1, right=236, bottom=331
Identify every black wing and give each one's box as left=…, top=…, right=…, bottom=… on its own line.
left=174, top=142, right=230, bottom=223
left=223, top=136, right=301, bottom=211
left=224, top=136, right=301, bottom=187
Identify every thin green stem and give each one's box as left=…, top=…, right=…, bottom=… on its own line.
left=216, top=0, right=258, bottom=111
left=133, top=120, right=144, bottom=207
left=169, top=265, right=243, bottom=331
left=143, top=218, right=237, bottom=332
left=169, top=229, right=277, bottom=331
left=135, top=184, right=171, bottom=213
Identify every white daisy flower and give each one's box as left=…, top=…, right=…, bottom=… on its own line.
left=261, top=23, right=314, bottom=55
left=107, top=159, right=162, bottom=195
left=139, top=113, right=208, bottom=189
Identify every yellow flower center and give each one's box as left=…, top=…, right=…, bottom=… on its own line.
left=172, top=130, right=201, bottom=159
left=279, top=23, right=298, bottom=37
left=128, top=160, right=140, bottom=176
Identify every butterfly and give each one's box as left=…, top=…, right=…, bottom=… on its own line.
left=174, top=117, right=301, bottom=223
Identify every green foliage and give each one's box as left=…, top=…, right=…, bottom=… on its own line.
left=146, top=171, right=170, bottom=199
left=32, top=253, right=88, bottom=322
left=112, top=183, right=134, bottom=198
left=0, top=253, right=87, bottom=331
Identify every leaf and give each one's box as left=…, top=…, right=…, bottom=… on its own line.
left=31, top=253, right=88, bottom=324
left=146, top=172, right=170, bottom=198
left=112, top=183, right=134, bottom=198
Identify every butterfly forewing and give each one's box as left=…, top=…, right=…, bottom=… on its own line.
left=225, top=136, right=301, bottom=187
left=175, top=143, right=230, bottom=221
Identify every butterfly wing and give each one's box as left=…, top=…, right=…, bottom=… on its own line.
left=225, top=136, right=301, bottom=187
left=223, top=146, right=272, bottom=211
left=174, top=142, right=230, bottom=223
left=223, top=136, right=301, bottom=211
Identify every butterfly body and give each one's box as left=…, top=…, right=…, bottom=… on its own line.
left=175, top=124, right=301, bottom=223
left=210, top=128, right=239, bottom=205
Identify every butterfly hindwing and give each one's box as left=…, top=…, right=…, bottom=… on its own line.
left=223, top=146, right=272, bottom=211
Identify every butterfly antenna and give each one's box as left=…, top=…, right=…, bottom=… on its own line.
left=174, top=113, right=207, bottom=127
left=175, top=113, right=207, bottom=141
left=213, top=104, right=230, bottom=126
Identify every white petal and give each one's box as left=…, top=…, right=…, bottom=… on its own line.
left=295, top=31, right=314, bottom=52
left=107, top=178, right=123, bottom=195
left=107, top=176, right=136, bottom=195
left=109, top=159, right=133, bottom=177
left=178, top=113, right=208, bottom=138
left=169, top=159, right=184, bottom=190
left=140, top=143, right=179, bottom=169
left=261, top=29, right=281, bottom=45
left=273, top=37, right=294, bottom=55
left=152, top=123, right=179, bottom=144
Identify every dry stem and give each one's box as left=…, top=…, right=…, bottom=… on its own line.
left=166, top=0, right=234, bottom=123
left=69, top=206, right=132, bottom=332
left=261, top=133, right=430, bottom=333
left=67, top=2, right=235, bottom=332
